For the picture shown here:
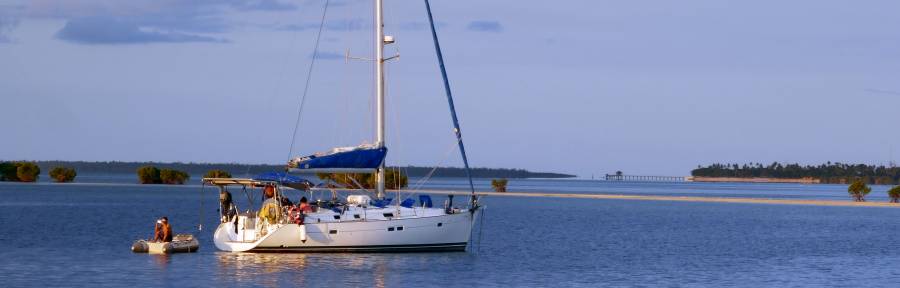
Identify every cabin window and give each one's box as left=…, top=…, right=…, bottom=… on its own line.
left=354, top=214, right=361, bottom=219
left=383, top=213, right=394, bottom=218
left=329, top=230, right=338, bottom=234
left=388, top=227, right=395, bottom=231
left=397, top=226, right=404, bottom=231
left=437, top=222, right=442, bottom=227
left=333, top=215, right=341, bottom=220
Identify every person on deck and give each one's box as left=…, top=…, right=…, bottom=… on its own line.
left=279, top=195, right=294, bottom=207
left=298, top=196, right=313, bottom=213
left=220, top=189, right=236, bottom=222
left=153, top=217, right=173, bottom=242
left=258, top=186, right=281, bottom=224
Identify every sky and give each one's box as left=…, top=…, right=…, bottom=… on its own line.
left=2, top=0, right=900, bottom=177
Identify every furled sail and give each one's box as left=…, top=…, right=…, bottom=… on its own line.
left=288, top=144, right=387, bottom=173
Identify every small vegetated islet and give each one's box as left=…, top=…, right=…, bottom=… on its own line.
left=137, top=166, right=190, bottom=185
left=0, top=162, right=41, bottom=182
left=204, top=169, right=232, bottom=179
left=49, top=167, right=77, bottom=183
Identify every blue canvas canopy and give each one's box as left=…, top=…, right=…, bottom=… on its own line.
left=253, top=172, right=313, bottom=189
left=289, top=146, right=387, bottom=173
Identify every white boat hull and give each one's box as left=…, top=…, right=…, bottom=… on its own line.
left=214, top=210, right=476, bottom=253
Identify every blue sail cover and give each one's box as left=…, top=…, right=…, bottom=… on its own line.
left=291, top=146, right=387, bottom=172
left=253, top=172, right=313, bottom=187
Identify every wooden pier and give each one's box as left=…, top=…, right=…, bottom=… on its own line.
left=604, top=174, right=687, bottom=182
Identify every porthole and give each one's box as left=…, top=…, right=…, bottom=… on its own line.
left=397, top=226, right=404, bottom=231
left=383, top=213, right=394, bottom=218
left=388, top=227, right=395, bottom=231
left=329, top=230, right=338, bottom=234
left=437, top=223, right=442, bottom=227
left=333, top=215, right=341, bottom=220
left=354, top=214, right=361, bottom=219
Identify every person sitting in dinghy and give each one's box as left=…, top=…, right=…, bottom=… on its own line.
left=153, top=217, right=173, bottom=242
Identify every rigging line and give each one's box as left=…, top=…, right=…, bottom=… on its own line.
left=477, top=205, right=486, bottom=254
left=285, top=0, right=332, bottom=165
left=198, top=182, right=205, bottom=231
left=402, top=141, right=458, bottom=201
left=410, top=141, right=457, bottom=191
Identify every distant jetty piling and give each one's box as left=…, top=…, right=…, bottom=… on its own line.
left=604, top=174, right=688, bottom=183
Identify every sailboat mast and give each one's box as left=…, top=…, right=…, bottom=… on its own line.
left=374, top=0, right=386, bottom=199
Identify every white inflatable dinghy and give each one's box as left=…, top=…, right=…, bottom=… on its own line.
left=132, top=234, right=199, bottom=254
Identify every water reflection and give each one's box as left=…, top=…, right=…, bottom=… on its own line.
left=151, top=254, right=171, bottom=269
left=215, top=252, right=390, bottom=287
left=217, top=253, right=307, bottom=279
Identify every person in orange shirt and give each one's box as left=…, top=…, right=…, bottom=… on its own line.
left=153, top=217, right=173, bottom=242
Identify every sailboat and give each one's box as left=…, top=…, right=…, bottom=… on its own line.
left=202, top=0, right=481, bottom=253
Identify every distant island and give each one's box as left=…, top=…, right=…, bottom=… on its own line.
left=17, top=161, right=575, bottom=179
left=693, top=162, right=900, bottom=185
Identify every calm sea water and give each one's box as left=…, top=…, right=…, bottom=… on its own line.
left=2, top=177, right=900, bottom=287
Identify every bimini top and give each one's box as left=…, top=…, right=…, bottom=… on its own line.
left=253, top=172, right=313, bottom=190
left=202, top=178, right=275, bottom=187
left=288, top=144, right=387, bottom=173
left=202, top=174, right=312, bottom=190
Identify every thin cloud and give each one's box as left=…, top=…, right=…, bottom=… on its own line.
left=466, top=20, right=502, bottom=33
left=398, top=21, right=447, bottom=31
left=0, top=5, right=23, bottom=43
left=55, top=17, right=228, bottom=44
left=26, top=1, right=295, bottom=44
left=26, top=0, right=297, bottom=17
left=229, top=0, right=297, bottom=11
left=277, top=19, right=369, bottom=32
left=864, top=88, right=900, bottom=96
left=310, top=51, right=344, bottom=60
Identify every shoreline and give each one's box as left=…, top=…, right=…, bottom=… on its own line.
left=3, top=181, right=895, bottom=208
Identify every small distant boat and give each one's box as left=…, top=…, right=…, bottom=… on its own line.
left=132, top=234, right=199, bottom=254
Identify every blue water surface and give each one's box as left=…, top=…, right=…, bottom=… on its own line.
left=1, top=179, right=899, bottom=287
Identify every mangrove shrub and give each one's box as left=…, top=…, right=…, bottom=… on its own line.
left=204, top=169, right=232, bottom=179
left=160, top=169, right=190, bottom=185
left=847, top=179, right=871, bottom=202
left=137, top=166, right=161, bottom=184
left=889, top=186, right=900, bottom=203
left=491, top=178, right=508, bottom=192
left=49, top=167, right=77, bottom=183
left=16, top=162, right=40, bottom=182
left=0, top=162, right=18, bottom=181
left=317, top=168, right=408, bottom=190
